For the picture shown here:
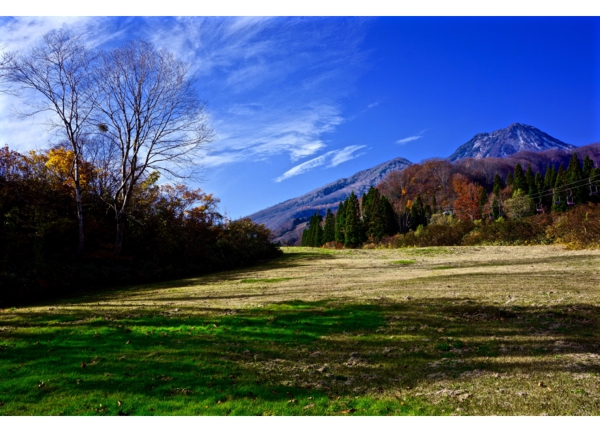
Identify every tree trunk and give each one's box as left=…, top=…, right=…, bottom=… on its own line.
left=114, top=211, right=125, bottom=257
left=73, top=156, right=84, bottom=257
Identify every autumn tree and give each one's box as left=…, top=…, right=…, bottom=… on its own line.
left=452, top=174, right=483, bottom=221
left=503, top=189, right=533, bottom=220
left=4, top=29, right=97, bottom=255
left=93, top=40, right=213, bottom=256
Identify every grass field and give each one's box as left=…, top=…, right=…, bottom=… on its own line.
left=1, top=245, right=600, bottom=416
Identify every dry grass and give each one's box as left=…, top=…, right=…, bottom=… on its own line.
left=1, top=245, right=599, bottom=415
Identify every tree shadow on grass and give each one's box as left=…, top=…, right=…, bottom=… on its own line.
left=1, top=297, right=599, bottom=415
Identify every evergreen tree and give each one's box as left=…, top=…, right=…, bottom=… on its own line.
left=552, top=164, right=567, bottom=212
left=306, top=214, right=316, bottom=247
left=566, top=152, right=583, bottom=204
left=544, top=165, right=557, bottom=208
left=506, top=172, right=514, bottom=187
left=424, top=203, right=432, bottom=222
left=432, top=194, right=438, bottom=213
left=381, top=195, right=398, bottom=236
left=362, top=187, right=391, bottom=242
left=583, top=155, right=594, bottom=179
left=305, top=213, right=323, bottom=247
left=361, top=187, right=377, bottom=239
left=410, top=194, right=426, bottom=227
left=323, top=208, right=336, bottom=244
left=543, top=164, right=554, bottom=189
left=493, top=173, right=503, bottom=198
left=335, top=201, right=346, bottom=243
left=513, top=163, right=526, bottom=194
left=534, top=172, right=544, bottom=196
left=344, top=191, right=362, bottom=247
left=479, top=187, right=488, bottom=218
left=301, top=227, right=308, bottom=246
left=525, top=164, right=536, bottom=196
left=492, top=197, right=501, bottom=220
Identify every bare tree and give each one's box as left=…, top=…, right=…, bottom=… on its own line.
left=93, top=40, right=213, bottom=256
left=4, top=30, right=97, bottom=256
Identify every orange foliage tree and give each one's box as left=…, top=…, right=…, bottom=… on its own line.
left=452, top=174, right=483, bottom=221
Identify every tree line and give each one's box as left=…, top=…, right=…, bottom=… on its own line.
left=0, top=30, right=281, bottom=306
left=299, top=151, right=600, bottom=248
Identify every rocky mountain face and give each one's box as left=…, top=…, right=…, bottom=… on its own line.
left=448, top=123, right=575, bottom=161
left=247, top=156, right=413, bottom=243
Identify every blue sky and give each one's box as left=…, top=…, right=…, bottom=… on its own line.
left=0, top=16, right=598, bottom=219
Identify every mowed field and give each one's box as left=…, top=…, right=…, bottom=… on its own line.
left=1, top=245, right=600, bottom=416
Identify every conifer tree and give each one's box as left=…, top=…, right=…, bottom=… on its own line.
left=432, top=194, right=438, bottom=213
left=492, top=197, right=501, bottom=220
left=335, top=201, right=346, bottom=243
left=525, top=164, right=536, bottom=196
left=424, top=203, right=432, bottom=222
left=361, top=187, right=376, bottom=238
left=410, top=194, right=426, bottom=227
left=381, top=195, right=398, bottom=236
left=493, top=173, right=503, bottom=198
left=583, top=155, right=594, bottom=179
left=362, top=187, right=388, bottom=241
left=306, top=214, right=317, bottom=247
left=513, top=163, right=526, bottom=194
left=344, top=191, right=362, bottom=247
left=479, top=187, right=488, bottom=217
left=543, top=164, right=554, bottom=189
left=552, top=164, right=567, bottom=212
left=566, top=153, right=583, bottom=204
left=535, top=172, right=544, bottom=196
left=301, top=227, right=308, bottom=246
left=507, top=172, right=514, bottom=187
left=323, top=208, right=336, bottom=244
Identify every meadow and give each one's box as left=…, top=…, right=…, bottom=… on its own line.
left=1, top=245, right=599, bottom=416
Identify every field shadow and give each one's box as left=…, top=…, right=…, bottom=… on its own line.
left=1, top=296, right=599, bottom=414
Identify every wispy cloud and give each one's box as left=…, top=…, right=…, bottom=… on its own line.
left=367, top=100, right=381, bottom=109
left=396, top=135, right=422, bottom=145
left=0, top=17, right=369, bottom=174
left=274, top=145, right=366, bottom=182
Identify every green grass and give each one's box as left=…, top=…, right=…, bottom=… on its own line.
left=2, top=245, right=600, bottom=416
left=390, top=260, right=416, bottom=265
left=0, top=301, right=440, bottom=416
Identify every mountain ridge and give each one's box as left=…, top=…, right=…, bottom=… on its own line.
left=247, top=156, right=412, bottom=238
left=448, top=123, right=575, bottom=161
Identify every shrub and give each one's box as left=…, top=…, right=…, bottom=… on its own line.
left=546, top=203, right=600, bottom=249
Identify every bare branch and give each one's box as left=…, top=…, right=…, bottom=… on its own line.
left=3, top=29, right=99, bottom=256
left=92, top=39, right=214, bottom=255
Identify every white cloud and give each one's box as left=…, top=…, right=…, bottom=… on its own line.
left=204, top=103, right=344, bottom=167
left=274, top=144, right=366, bottom=182
left=396, top=135, right=422, bottom=145
left=0, top=17, right=367, bottom=172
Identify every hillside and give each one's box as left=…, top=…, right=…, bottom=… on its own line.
left=247, top=156, right=412, bottom=242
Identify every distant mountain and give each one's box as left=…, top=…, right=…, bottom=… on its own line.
left=250, top=123, right=581, bottom=245
left=448, top=123, right=575, bottom=161
left=247, top=156, right=412, bottom=243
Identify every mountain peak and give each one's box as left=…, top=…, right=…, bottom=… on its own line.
left=448, top=123, right=575, bottom=161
